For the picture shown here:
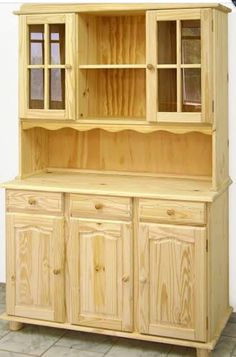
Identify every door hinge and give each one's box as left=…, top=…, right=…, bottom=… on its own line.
left=212, top=100, right=214, bottom=113
left=206, top=316, right=209, bottom=330
left=206, top=239, right=208, bottom=253
left=212, top=19, right=214, bottom=32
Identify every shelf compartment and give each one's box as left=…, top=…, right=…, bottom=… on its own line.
left=20, top=127, right=212, bottom=180
left=78, top=14, right=145, bottom=65
left=78, top=69, right=146, bottom=119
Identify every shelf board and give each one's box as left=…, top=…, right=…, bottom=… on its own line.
left=79, top=64, right=146, bottom=69
left=21, top=119, right=212, bottom=135
left=1, top=169, right=217, bottom=202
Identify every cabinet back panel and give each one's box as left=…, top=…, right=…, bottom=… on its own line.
left=47, top=129, right=212, bottom=177
left=79, top=69, right=146, bottom=119
left=78, top=15, right=146, bottom=64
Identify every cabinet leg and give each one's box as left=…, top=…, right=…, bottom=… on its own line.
left=196, top=349, right=212, bottom=357
left=9, top=321, right=23, bottom=331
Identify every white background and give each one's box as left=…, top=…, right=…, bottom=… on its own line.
left=0, top=0, right=236, bottom=308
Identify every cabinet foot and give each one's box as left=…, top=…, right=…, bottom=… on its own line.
left=9, top=321, right=24, bottom=331
left=196, top=349, right=212, bottom=357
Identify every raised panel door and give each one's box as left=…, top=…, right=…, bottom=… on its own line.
left=6, top=214, right=65, bottom=322
left=138, top=222, right=206, bottom=341
left=69, top=219, right=133, bottom=331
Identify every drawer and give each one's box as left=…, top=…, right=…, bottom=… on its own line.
left=69, top=194, right=132, bottom=220
left=139, top=199, right=206, bottom=225
left=7, top=190, right=63, bottom=215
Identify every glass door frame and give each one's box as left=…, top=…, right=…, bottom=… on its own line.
left=146, top=9, right=213, bottom=123
left=19, top=13, right=76, bottom=120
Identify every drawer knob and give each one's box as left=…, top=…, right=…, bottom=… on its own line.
left=53, top=269, right=61, bottom=275
left=140, top=276, right=147, bottom=284
left=122, top=275, right=129, bottom=283
left=147, top=63, right=155, bottom=71
left=95, top=203, right=103, bottom=210
left=28, top=198, right=37, bottom=206
left=167, top=209, right=175, bottom=216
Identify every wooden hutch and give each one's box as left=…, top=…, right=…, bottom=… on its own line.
left=0, top=3, right=231, bottom=357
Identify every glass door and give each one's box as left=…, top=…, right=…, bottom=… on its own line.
left=146, top=9, right=213, bottom=123
left=19, top=14, right=76, bottom=120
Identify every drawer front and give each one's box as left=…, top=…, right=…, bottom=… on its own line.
left=70, top=194, right=132, bottom=220
left=7, top=190, right=63, bottom=215
left=139, top=199, right=206, bottom=225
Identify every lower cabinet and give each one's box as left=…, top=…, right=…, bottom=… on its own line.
left=138, top=223, right=207, bottom=342
left=68, top=218, right=133, bottom=331
left=6, top=214, right=65, bottom=322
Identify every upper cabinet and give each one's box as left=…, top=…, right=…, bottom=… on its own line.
left=19, top=14, right=76, bottom=119
left=146, top=9, right=213, bottom=123
left=19, top=9, right=214, bottom=124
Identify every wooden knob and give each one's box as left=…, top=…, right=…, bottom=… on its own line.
left=28, top=198, right=37, bottom=205
left=139, top=276, right=147, bottom=284
left=11, top=275, right=15, bottom=282
left=53, top=269, right=61, bottom=275
left=147, top=64, right=155, bottom=71
left=95, top=203, right=103, bottom=210
left=167, top=209, right=175, bottom=216
left=122, top=275, right=129, bottom=283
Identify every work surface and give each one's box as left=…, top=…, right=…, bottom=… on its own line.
left=1, top=170, right=222, bottom=202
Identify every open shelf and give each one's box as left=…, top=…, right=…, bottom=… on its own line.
left=78, top=68, right=146, bottom=119
left=78, top=14, right=146, bottom=65
left=2, top=169, right=216, bottom=202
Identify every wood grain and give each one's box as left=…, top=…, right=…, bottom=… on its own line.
left=7, top=190, right=63, bottom=215
left=78, top=69, right=146, bottom=119
left=47, top=129, right=212, bottom=177
left=139, top=199, right=206, bottom=225
left=69, top=194, right=132, bottom=220
left=78, top=15, right=145, bottom=65
left=6, top=214, right=65, bottom=322
left=138, top=222, right=206, bottom=341
left=69, top=218, right=133, bottom=331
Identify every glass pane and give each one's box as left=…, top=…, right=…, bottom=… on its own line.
left=157, top=21, right=176, bottom=64
left=182, top=68, right=201, bottom=112
left=49, top=24, right=65, bottom=64
left=181, top=20, right=201, bottom=64
left=158, top=69, right=177, bottom=112
left=49, top=69, right=65, bottom=109
left=29, top=25, right=44, bottom=65
left=29, top=69, right=44, bottom=109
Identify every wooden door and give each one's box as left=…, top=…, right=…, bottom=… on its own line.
left=146, top=9, right=212, bottom=123
left=19, top=13, right=76, bottom=120
left=138, top=223, right=207, bottom=341
left=69, top=219, right=133, bottom=331
left=6, top=214, right=65, bottom=322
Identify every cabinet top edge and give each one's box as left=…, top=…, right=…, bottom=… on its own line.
left=14, top=3, right=231, bottom=15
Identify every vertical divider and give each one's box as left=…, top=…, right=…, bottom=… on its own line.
left=44, top=23, right=49, bottom=110
left=146, top=11, right=157, bottom=122
left=177, top=20, right=181, bottom=113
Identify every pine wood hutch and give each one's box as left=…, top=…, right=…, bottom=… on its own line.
left=0, top=3, right=231, bottom=357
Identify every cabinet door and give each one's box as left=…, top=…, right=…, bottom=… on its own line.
left=19, top=14, right=76, bottom=120
left=146, top=9, right=212, bottom=123
left=138, top=223, right=206, bottom=341
left=6, top=214, right=65, bottom=322
left=69, top=219, right=133, bottom=331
